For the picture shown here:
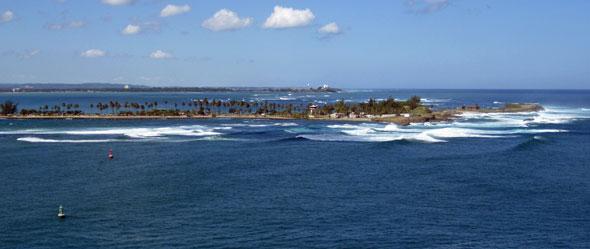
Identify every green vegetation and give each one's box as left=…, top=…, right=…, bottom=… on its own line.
left=3, top=96, right=429, bottom=118
left=313, top=96, right=424, bottom=115
left=0, top=96, right=544, bottom=126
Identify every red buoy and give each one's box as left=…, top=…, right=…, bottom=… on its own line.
left=108, top=149, right=114, bottom=159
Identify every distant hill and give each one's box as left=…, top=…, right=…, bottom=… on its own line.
left=0, top=83, right=340, bottom=93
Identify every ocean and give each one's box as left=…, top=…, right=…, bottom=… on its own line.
left=1, top=89, right=589, bottom=248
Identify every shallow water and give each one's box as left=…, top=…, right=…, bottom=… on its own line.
left=1, top=90, right=589, bottom=248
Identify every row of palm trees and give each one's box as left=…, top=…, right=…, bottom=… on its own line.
left=4, top=96, right=425, bottom=117
left=313, top=96, right=424, bottom=115
left=9, top=99, right=309, bottom=116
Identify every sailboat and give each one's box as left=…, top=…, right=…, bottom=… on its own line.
left=57, top=205, right=65, bottom=218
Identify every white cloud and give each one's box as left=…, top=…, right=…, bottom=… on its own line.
left=149, top=50, right=172, bottom=59
left=81, top=49, right=106, bottom=58
left=201, top=9, right=252, bottom=32
left=101, top=0, right=135, bottom=6
left=160, top=4, right=191, bottom=17
left=318, top=22, right=341, bottom=34
left=263, top=6, right=315, bottom=29
left=1, top=10, right=14, bottom=23
left=121, top=24, right=141, bottom=35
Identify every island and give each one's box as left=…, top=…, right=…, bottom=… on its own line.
left=0, top=97, right=544, bottom=125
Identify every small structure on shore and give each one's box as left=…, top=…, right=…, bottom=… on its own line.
left=348, top=112, right=359, bottom=118
left=57, top=205, right=65, bottom=218
left=330, top=113, right=345, bottom=119
left=308, top=104, right=318, bottom=118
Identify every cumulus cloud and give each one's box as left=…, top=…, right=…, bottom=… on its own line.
left=202, top=9, right=252, bottom=32
left=1, top=10, right=14, bottom=23
left=121, top=24, right=141, bottom=35
left=101, top=0, right=135, bottom=6
left=81, top=49, right=106, bottom=58
left=318, top=22, right=341, bottom=35
left=160, top=4, right=191, bottom=17
left=149, top=50, right=172, bottom=59
left=263, top=6, right=315, bottom=29
left=406, top=0, right=450, bottom=13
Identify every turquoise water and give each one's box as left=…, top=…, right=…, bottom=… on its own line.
left=1, top=90, right=589, bottom=248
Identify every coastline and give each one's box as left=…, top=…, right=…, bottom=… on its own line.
left=0, top=103, right=543, bottom=125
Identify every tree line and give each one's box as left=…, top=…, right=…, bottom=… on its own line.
left=2, top=96, right=426, bottom=117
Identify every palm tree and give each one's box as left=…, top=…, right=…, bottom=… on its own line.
left=0, top=101, right=17, bottom=115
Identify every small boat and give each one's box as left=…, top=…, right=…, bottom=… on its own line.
left=108, top=149, right=114, bottom=159
left=57, top=205, right=65, bottom=218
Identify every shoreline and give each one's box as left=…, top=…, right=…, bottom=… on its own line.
left=0, top=103, right=543, bottom=125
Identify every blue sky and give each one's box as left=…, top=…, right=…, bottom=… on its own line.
left=0, top=0, right=589, bottom=89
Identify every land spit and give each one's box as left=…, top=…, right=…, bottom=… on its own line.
left=0, top=103, right=544, bottom=126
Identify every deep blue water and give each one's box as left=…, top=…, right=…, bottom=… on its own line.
left=1, top=90, right=589, bottom=248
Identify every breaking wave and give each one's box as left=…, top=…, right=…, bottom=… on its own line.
left=7, top=125, right=229, bottom=143
left=17, top=137, right=120, bottom=143
left=421, top=98, right=451, bottom=103
left=306, top=106, right=585, bottom=143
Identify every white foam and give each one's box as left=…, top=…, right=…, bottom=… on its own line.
left=297, top=133, right=445, bottom=143
left=456, top=107, right=590, bottom=127
left=3, top=125, right=223, bottom=138
left=273, top=122, right=298, bottom=127
left=340, top=128, right=374, bottom=136
left=17, top=137, right=117, bottom=143
left=327, top=124, right=362, bottom=129
left=65, top=127, right=221, bottom=138
left=376, top=124, right=401, bottom=132
left=317, top=115, right=572, bottom=143
left=421, top=128, right=504, bottom=138
left=422, top=98, right=451, bottom=103
left=327, top=123, right=377, bottom=129
left=408, top=133, right=446, bottom=143
left=246, top=124, right=270, bottom=127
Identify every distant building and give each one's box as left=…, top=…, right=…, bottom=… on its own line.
left=124, top=84, right=130, bottom=90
